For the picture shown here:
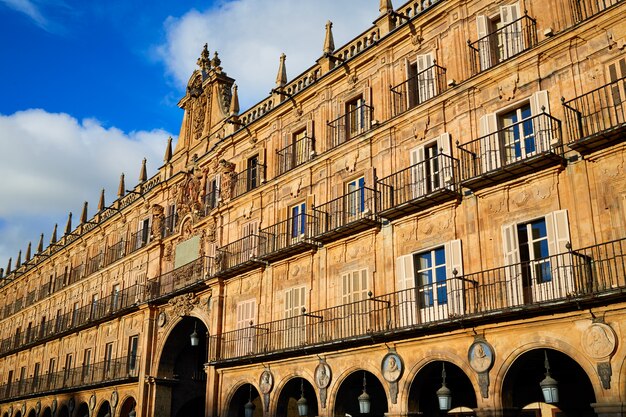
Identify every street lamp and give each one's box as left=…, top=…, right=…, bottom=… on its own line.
left=190, top=322, right=199, bottom=347
left=540, top=351, right=559, bottom=404
left=358, top=372, right=371, bottom=414
left=244, top=385, right=255, bottom=417
left=297, top=378, right=308, bottom=417
left=436, top=363, right=452, bottom=411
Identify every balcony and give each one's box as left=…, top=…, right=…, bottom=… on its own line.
left=391, top=63, right=447, bottom=117
left=458, top=112, right=565, bottom=190
left=562, top=76, right=626, bottom=154
left=232, top=164, right=266, bottom=199
left=161, top=213, right=178, bottom=238
left=85, top=253, right=103, bottom=276
left=571, top=0, right=622, bottom=23
left=276, top=135, right=315, bottom=176
left=203, top=189, right=220, bottom=215
left=208, top=238, right=626, bottom=364
left=147, top=256, right=214, bottom=302
left=327, top=104, right=374, bottom=151
left=127, top=229, right=149, bottom=254
left=468, top=13, right=537, bottom=75
left=312, top=187, right=380, bottom=243
left=215, top=235, right=268, bottom=279
left=0, top=356, right=139, bottom=401
left=68, top=263, right=85, bottom=285
left=0, top=284, right=143, bottom=358
left=257, top=215, right=320, bottom=263
left=103, top=240, right=126, bottom=267
left=377, top=154, right=461, bottom=220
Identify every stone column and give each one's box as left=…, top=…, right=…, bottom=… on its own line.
left=592, top=402, right=626, bottom=417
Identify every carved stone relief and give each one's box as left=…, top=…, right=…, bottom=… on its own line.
left=168, top=293, right=199, bottom=317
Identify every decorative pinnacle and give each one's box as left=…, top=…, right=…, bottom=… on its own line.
left=98, top=189, right=105, bottom=212
left=118, top=173, right=125, bottom=198
left=37, top=233, right=44, bottom=253
left=50, top=224, right=58, bottom=244
left=197, top=43, right=211, bottom=74
left=229, top=84, right=240, bottom=116
left=6, top=258, right=11, bottom=274
left=380, top=0, right=394, bottom=14
left=16, top=250, right=21, bottom=268
left=80, top=201, right=88, bottom=224
left=164, top=137, right=173, bottom=163
left=275, top=53, right=287, bottom=88
left=64, top=212, right=72, bottom=235
left=25, top=242, right=31, bottom=262
left=211, top=51, right=222, bottom=72
left=323, top=20, right=335, bottom=55
left=139, top=158, right=147, bottom=183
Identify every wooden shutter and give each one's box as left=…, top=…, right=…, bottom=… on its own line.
left=501, top=3, right=522, bottom=58
left=236, top=299, right=256, bottom=328
left=608, top=58, right=626, bottom=82
left=410, top=146, right=426, bottom=197
left=476, top=15, right=492, bottom=70
left=437, top=133, right=454, bottom=187
left=530, top=90, right=554, bottom=149
left=416, top=53, right=436, bottom=100
left=445, top=240, right=464, bottom=315
left=479, top=114, right=500, bottom=172
left=502, top=223, right=521, bottom=265
left=285, top=286, right=306, bottom=319
left=546, top=210, right=570, bottom=256
left=502, top=222, right=522, bottom=306
left=530, top=90, right=551, bottom=115
left=396, top=254, right=415, bottom=290
left=342, top=269, right=368, bottom=303
left=396, top=254, right=416, bottom=326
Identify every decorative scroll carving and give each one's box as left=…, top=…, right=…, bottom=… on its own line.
left=168, top=293, right=199, bottom=317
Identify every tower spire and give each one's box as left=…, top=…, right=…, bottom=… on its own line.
left=229, top=84, right=240, bottom=116
left=118, top=173, right=125, bottom=198
left=139, top=158, right=147, bottom=183
left=323, top=21, right=335, bottom=55
left=275, top=53, right=287, bottom=88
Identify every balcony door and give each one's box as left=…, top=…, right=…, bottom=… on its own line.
left=284, top=286, right=306, bottom=348
left=608, top=58, right=626, bottom=125
left=476, top=2, right=522, bottom=70
left=345, top=177, right=366, bottom=223
left=346, top=96, right=366, bottom=139
left=290, top=202, right=307, bottom=242
left=410, top=133, right=452, bottom=199
left=236, top=299, right=257, bottom=356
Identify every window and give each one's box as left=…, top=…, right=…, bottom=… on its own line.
left=290, top=202, right=307, bottom=240
left=47, top=358, right=56, bottom=384
left=128, top=335, right=139, bottom=371
left=55, top=309, right=62, bottom=332
left=90, top=294, right=99, bottom=320
left=608, top=58, right=626, bottom=116
left=18, top=366, right=26, bottom=390
left=346, top=96, right=366, bottom=138
left=14, top=327, right=20, bottom=346
left=247, top=155, right=260, bottom=191
left=284, top=286, right=306, bottom=346
left=111, top=284, right=120, bottom=311
left=346, top=177, right=366, bottom=221
left=6, top=370, right=13, bottom=394
left=340, top=269, right=369, bottom=334
left=236, top=299, right=257, bottom=354
left=71, top=302, right=79, bottom=326
left=480, top=90, right=553, bottom=172
left=502, top=210, right=571, bottom=304
left=342, top=269, right=368, bottom=304
left=292, top=129, right=308, bottom=168
left=83, top=349, right=92, bottom=380
left=241, top=221, right=259, bottom=260
left=410, top=133, right=452, bottom=198
left=476, top=2, right=523, bottom=70
left=139, top=218, right=150, bottom=248
left=206, top=174, right=221, bottom=211
left=39, top=315, right=46, bottom=338
left=408, top=52, right=438, bottom=107
left=104, top=342, right=114, bottom=378
left=63, top=353, right=73, bottom=384
left=32, top=362, right=40, bottom=389
left=396, top=240, right=463, bottom=325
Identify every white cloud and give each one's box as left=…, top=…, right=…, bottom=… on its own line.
left=1, top=0, right=48, bottom=28
left=156, top=0, right=376, bottom=110
left=0, top=109, right=173, bottom=266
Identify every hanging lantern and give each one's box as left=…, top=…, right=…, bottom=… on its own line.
left=190, top=322, right=199, bottom=347
left=358, top=372, right=371, bottom=414
left=245, top=385, right=255, bottom=417
left=436, top=363, right=452, bottom=411
left=540, top=351, right=559, bottom=404
left=297, top=378, right=308, bottom=417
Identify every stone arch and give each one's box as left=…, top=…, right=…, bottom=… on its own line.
left=57, top=404, right=69, bottom=417
left=26, top=409, right=36, bottom=417
left=152, top=308, right=210, bottom=370
left=40, top=408, right=51, bottom=417
left=224, top=383, right=262, bottom=417
left=75, top=402, right=89, bottom=417
left=95, top=401, right=110, bottom=417
left=331, top=369, right=387, bottom=417
left=117, top=396, right=136, bottom=417
left=324, top=363, right=382, bottom=412
left=274, top=376, right=318, bottom=417
left=501, top=347, right=596, bottom=416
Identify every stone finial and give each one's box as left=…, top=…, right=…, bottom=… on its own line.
left=64, top=212, right=72, bottom=235
left=37, top=233, right=44, bottom=253
left=6, top=258, right=11, bottom=274
left=229, top=84, right=240, bottom=116
left=50, top=224, right=57, bottom=244
left=98, top=189, right=105, bottom=212
left=117, top=173, right=125, bottom=198
left=275, top=53, right=287, bottom=88
left=164, top=137, right=173, bottom=163
left=139, top=158, right=147, bottom=183
left=80, top=201, right=88, bottom=224
left=197, top=43, right=211, bottom=74
left=323, top=21, right=335, bottom=55
left=25, top=242, right=31, bottom=262
left=16, top=251, right=21, bottom=268
left=212, top=51, right=222, bottom=72
left=380, top=0, right=394, bottom=14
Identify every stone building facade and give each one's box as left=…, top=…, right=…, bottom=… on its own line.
left=0, top=0, right=625, bottom=416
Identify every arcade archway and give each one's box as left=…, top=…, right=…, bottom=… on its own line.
left=334, top=370, right=387, bottom=417
left=96, top=401, right=111, bottom=417
left=41, top=407, right=51, bottom=417
left=502, top=348, right=596, bottom=417
left=275, top=377, right=318, bottom=417
left=227, top=383, right=262, bottom=417
left=118, top=397, right=136, bottom=417
left=57, top=404, right=69, bottom=417
left=76, top=401, right=89, bottom=417
left=157, top=316, right=208, bottom=417
left=27, top=409, right=36, bottom=417
left=408, top=361, right=477, bottom=417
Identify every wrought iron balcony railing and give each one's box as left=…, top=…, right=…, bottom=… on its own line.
left=468, top=13, right=537, bottom=74
left=104, top=240, right=126, bottom=267
left=457, top=112, right=564, bottom=190
left=570, top=0, right=622, bottom=23
left=327, top=104, right=374, bottom=151
left=391, top=64, right=447, bottom=117
left=276, top=135, right=315, bottom=176
left=215, top=235, right=268, bottom=278
left=312, top=187, right=380, bottom=243
left=0, top=355, right=139, bottom=401
left=377, top=154, right=461, bottom=220
left=257, top=214, right=320, bottom=262
left=562, top=76, right=626, bottom=154
left=232, top=164, right=266, bottom=199
left=127, top=229, right=149, bottom=254
left=208, top=238, right=626, bottom=364
left=68, top=263, right=85, bottom=286
left=85, top=253, right=104, bottom=276
left=0, top=284, right=143, bottom=358
left=147, top=257, right=214, bottom=302
left=204, top=188, right=220, bottom=214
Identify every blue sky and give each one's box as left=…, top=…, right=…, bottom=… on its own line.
left=0, top=0, right=376, bottom=269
